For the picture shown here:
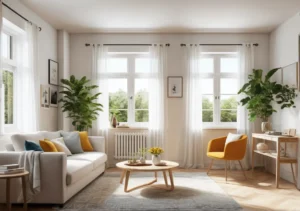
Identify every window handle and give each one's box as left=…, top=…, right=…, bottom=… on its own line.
left=129, top=96, right=133, bottom=100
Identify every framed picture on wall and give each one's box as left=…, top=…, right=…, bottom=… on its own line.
left=40, top=85, right=50, bottom=108
left=48, top=59, right=59, bottom=85
left=281, top=62, right=299, bottom=90
left=50, top=86, right=58, bottom=107
left=167, top=76, right=183, bottom=98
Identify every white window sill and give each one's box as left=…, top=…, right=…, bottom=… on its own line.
left=109, top=127, right=148, bottom=130
left=202, top=126, right=237, bottom=130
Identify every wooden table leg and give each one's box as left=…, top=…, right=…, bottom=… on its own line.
left=6, top=178, right=11, bottom=211
left=163, top=170, right=168, bottom=187
left=168, top=169, right=174, bottom=190
left=154, top=171, right=157, bottom=179
left=124, top=170, right=130, bottom=192
left=21, top=176, right=27, bottom=211
left=120, top=170, right=126, bottom=184
left=276, top=141, right=280, bottom=188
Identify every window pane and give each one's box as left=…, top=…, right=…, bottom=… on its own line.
left=221, top=58, right=238, bottom=73
left=220, top=78, right=237, bottom=94
left=135, top=110, right=149, bottom=122
left=3, top=70, right=13, bottom=124
left=202, top=95, right=213, bottom=109
left=220, top=95, right=238, bottom=109
left=201, top=79, right=213, bottom=94
left=199, top=58, right=213, bottom=73
left=135, top=79, right=149, bottom=109
left=107, top=58, right=127, bottom=72
left=135, top=58, right=150, bottom=73
left=108, top=79, right=128, bottom=122
left=2, top=33, right=10, bottom=59
left=221, top=110, right=237, bottom=122
left=202, top=110, right=213, bottom=122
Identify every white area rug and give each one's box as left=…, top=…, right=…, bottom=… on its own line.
left=57, top=172, right=241, bottom=211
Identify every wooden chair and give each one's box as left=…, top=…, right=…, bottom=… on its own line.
left=206, top=135, right=248, bottom=181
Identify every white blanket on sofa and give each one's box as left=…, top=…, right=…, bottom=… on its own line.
left=18, top=151, right=42, bottom=202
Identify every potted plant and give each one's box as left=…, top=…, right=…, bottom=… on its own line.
left=238, top=68, right=297, bottom=132
left=59, top=75, right=103, bottom=131
left=148, top=147, right=164, bottom=165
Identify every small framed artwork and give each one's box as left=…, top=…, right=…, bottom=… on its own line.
left=167, top=76, right=183, bottom=98
left=281, top=62, right=299, bottom=90
left=48, top=59, right=59, bottom=86
left=50, top=86, right=58, bottom=107
left=40, top=85, right=50, bottom=108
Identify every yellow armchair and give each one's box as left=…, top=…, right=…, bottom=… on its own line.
left=207, top=135, right=247, bottom=181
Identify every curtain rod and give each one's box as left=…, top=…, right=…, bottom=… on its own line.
left=180, top=43, right=259, bottom=47
left=2, top=2, right=42, bottom=31
left=85, top=43, right=170, bottom=47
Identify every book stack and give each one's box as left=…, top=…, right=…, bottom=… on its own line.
left=0, top=164, right=24, bottom=175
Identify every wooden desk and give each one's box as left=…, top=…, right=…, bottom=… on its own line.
left=252, top=133, right=298, bottom=188
left=0, top=171, right=29, bottom=211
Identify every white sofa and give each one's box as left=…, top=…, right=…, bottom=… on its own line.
left=0, top=131, right=107, bottom=205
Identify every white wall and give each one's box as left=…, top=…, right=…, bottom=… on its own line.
left=269, top=12, right=300, bottom=187
left=0, top=0, right=58, bottom=150
left=70, top=33, right=269, bottom=165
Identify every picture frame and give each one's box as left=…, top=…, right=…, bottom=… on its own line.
left=48, top=59, right=59, bottom=86
left=281, top=62, right=299, bottom=90
left=50, top=86, right=58, bottom=107
left=40, top=85, right=50, bottom=108
left=167, top=76, right=183, bottom=98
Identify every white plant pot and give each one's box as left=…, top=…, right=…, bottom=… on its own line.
left=261, top=122, right=272, bottom=133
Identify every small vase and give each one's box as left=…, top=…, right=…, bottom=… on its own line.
left=112, top=116, right=117, bottom=128
left=152, top=154, right=161, bottom=165
left=140, top=157, right=146, bottom=164
left=261, top=121, right=272, bottom=133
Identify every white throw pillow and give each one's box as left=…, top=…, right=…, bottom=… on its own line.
left=225, top=133, right=242, bottom=145
left=51, top=137, right=72, bottom=156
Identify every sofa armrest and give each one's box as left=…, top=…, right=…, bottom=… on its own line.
left=89, top=136, right=105, bottom=153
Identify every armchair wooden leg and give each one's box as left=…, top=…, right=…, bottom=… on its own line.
left=207, top=159, right=214, bottom=174
left=225, top=160, right=228, bottom=182
left=238, top=160, right=247, bottom=180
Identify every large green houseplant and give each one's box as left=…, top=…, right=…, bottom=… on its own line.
left=238, top=68, right=297, bottom=130
left=59, top=75, right=103, bottom=131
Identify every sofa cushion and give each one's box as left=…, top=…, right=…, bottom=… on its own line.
left=79, top=131, right=94, bottom=151
left=11, top=133, right=44, bottom=151
left=24, top=140, right=43, bottom=151
left=51, top=137, right=72, bottom=156
left=41, top=131, right=61, bottom=140
left=61, top=131, right=84, bottom=154
left=39, top=140, right=58, bottom=152
left=66, top=160, right=93, bottom=185
left=67, top=152, right=107, bottom=170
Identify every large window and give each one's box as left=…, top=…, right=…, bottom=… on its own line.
left=200, top=53, right=238, bottom=127
left=2, top=31, right=15, bottom=125
left=107, top=51, right=150, bottom=126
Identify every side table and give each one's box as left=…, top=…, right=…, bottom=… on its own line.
left=0, top=170, right=29, bottom=211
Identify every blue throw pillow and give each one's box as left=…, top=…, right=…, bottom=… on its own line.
left=24, top=140, right=43, bottom=151
left=60, top=131, right=84, bottom=154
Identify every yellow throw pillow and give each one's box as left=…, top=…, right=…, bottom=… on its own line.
left=78, top=131, right=94, bottom=151
left=39, top=139, right=58, bottom=152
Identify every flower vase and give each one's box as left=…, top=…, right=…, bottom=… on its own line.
left=261, top=121, right=272, bottom=133
left=152, top=154, right=161, bottom=165
left=140, top=156, right=146, bottom=164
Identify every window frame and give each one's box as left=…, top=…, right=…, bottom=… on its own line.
left=107, top=52, right=150, bottom=127
left=201, top=53, right=238, bottom=129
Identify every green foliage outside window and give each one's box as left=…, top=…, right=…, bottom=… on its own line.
left=3, top=70, right=13, bottom=124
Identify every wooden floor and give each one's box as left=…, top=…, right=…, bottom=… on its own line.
left=1, top=168, right=299, bottom=211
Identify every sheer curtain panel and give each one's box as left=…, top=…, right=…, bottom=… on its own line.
left=237, top=44, right=254, bottom=170
left=91, top=45, right=109, bottom=154
left=180, top=45, right=203, bottom=168
left=148, top=45, right=166, bottom=149
left=15, top=23, right=39, bottom=132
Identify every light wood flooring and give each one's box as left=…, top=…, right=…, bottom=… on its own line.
left=1, top=168, right=299, bottom=211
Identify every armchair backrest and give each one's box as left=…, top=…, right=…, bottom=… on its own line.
left=224, top=135, right=248, bottom=160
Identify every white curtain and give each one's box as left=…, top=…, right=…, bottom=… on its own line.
left=148, top=45, right=166, bottom=149
left=91, top=45, right=109, bottom=154
left=237, top=44, right=254, bottom=169
left=15, top=23, right=39, bottom=132
left=0, top=0, right=3, bottom=134
left=180, top=45, right=203, bottom=168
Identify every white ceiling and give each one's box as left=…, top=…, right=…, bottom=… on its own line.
left=20, top=0, right=300, bottom=33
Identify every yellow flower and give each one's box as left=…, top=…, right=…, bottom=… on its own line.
left=148, top=147, right=164, bottom=155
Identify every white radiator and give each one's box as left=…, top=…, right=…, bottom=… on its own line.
left=114, top=132, right=148, bottom=159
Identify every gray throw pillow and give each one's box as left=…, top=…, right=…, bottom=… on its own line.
left=60, top=131, right=84, bottom=154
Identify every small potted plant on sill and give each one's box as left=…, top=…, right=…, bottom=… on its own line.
left=238, top=68, right=297, bottom=132
left=148, top=147, right=164, bottom=165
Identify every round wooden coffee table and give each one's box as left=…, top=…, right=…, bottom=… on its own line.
left=116, top=160, right=179, bottom=193
left=0, top=171, right=29, bottom=211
